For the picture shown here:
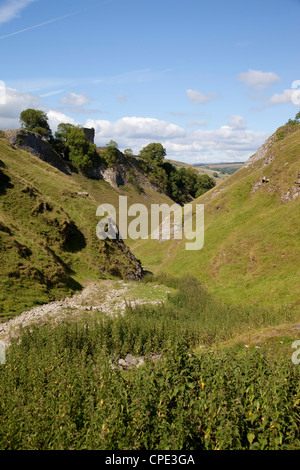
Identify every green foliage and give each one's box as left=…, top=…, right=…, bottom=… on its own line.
left=165, top=166, right=215, bottom=204
left=275, top=130, right=286, bottom=142
left=54, top=124, right=101, bottom=174
left=139, top=143, right=166, bottom=163
left=55, top=123, right=76, bottom=142
left=138, top=144, right=215, bottom=204
left=20, top=109, right=52, bottom=140
left=285, top=119, right=299, bottom=126
left=67, top=127, right=100, bottom=173
left=0, top=276, right=299, bottom=450
left=285, top=112, right=300, bottom=126
left=101, top=143, right=122, bottom=168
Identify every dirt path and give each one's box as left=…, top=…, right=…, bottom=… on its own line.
left=0, top=280, right=170, bottom=346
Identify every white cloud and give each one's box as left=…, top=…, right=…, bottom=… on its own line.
left=254, top=87, right=300, bottom=109
left=0, top=87, right=77, bottom=132
left=0, top=0, right=37, bottom=25
left=237, top=69, right=281, bottom=90
left=268, top=89, right=295, bottom=105
left=85, top=116, right=267, bottom=163
left=226, top=115, right=247, bottom=130
left=46, top=110, right=77, bottom=132
left=86, top=117, right=186, bottom=143
left=0, top=87, right=40, bottom=129
left=186, top=89, right=222, bottom=104
left=60, top=92, right=90, bottom=107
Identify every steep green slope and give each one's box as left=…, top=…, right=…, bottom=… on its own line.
left=1, top=133, right=173, bottom=320
left=132, top=125, right=300, bottom=308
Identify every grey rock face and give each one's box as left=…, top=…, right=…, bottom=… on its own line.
left=4, top=129, right=71, bottom=175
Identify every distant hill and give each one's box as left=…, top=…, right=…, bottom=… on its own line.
left=133, top=124, right=300, bottom=308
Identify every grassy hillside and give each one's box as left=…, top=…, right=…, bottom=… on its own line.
left=0, top=132, right=173, bottom=320
left=132, top=125, right=300, bottom=309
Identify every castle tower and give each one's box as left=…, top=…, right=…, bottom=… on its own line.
left=83, top=127, right=95, bottom=144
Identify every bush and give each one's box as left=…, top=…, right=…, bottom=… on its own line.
left=0, top=315, right=299, bottom=449
left=0, top=276, right=299, bottom=449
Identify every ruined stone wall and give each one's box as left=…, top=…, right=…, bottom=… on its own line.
left=83, top=127, right=95, bottom=144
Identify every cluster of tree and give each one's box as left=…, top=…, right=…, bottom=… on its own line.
left=19, top=109, right=215, bottom=203
left=19, top=109, right=101, bottom=174
left=285, top=111, right=300, bottom=126
left=137, top=143, right=215, bottom=204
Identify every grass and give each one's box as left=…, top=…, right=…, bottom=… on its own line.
left=0, top=134, right=174, bottom=320
left=132, top=126, right=300, bottom=309
left=0, top=275, right=299, bottom=450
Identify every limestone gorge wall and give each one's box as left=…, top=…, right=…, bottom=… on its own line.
left=4, top=128, right=160, bottom=192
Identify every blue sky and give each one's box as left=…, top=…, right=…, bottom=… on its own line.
left=0, top=0, right=299, bottom=163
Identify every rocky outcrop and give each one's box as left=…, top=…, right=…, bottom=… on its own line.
left=4, top=129, right=71, bottom=175
left=110, top=353, right=162, bottom=371
left=243, top=133, right=276, bottom=169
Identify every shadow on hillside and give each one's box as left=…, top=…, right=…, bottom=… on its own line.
left=63, top=221, right=87, bottom=253
left=0, top=164, right=13, bottom=195
left=66, top=276, right=83, bottom=292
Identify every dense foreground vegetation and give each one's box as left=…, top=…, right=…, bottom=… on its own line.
left=0, top=276, right=299, bottom=450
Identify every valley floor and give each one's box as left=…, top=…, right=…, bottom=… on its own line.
left=0, top=280, right=172, bottom=347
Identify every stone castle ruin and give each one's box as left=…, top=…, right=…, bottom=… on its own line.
left=83, top=127, right=95, bottom=144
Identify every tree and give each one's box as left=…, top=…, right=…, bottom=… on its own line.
left=55, top=123, right=77, bottom=142
left=124, top=148, right=133, bottom=157
left=165, top=166, right=216, bottom=204
left=53, top=123, right=100, bottom=173
left=20, top=109, right=52, bottom=140
left=194, top=174, right=216, bottom=198
left=101, top=140, right=121, bottom=167
left=285, top=112, right=300, bottom=126
left=66, top=127, right=100, bottom=173
left=139, top=143, right=166, bottom=164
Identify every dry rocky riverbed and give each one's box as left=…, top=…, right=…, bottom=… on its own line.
left=0, top=280, right=171, bottom=349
